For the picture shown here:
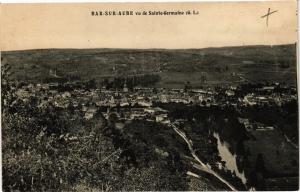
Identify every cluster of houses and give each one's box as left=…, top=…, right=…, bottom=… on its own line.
left=238, top=118, right=275, bottom=132
left=9, top=82, right=297, bottom=123
left=242, top=93, right=296, bottom=106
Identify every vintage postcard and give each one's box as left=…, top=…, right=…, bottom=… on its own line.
left=0, top=1, right=298, bottom=191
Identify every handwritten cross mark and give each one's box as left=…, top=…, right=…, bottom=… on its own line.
left=261, top=8, right=278, bottom=27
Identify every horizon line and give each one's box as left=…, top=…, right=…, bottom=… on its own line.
left=1, top=42, right=297, bottom=52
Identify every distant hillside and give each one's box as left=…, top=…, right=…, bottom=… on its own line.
left=1, top=44, right=297, bottom=88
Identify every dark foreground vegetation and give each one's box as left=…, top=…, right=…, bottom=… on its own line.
left=2, top=107, right=187, bottom=191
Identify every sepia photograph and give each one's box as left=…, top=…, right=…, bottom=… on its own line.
left=0, top=1, right=298, bottom=191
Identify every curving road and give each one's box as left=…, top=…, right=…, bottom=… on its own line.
left=170, top=123, right=237, bottom=191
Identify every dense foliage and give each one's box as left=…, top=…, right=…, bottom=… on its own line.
left=3, top=96, right=190, bottom=191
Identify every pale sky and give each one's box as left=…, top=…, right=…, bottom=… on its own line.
left=0, top=1, right=297, bottom=51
